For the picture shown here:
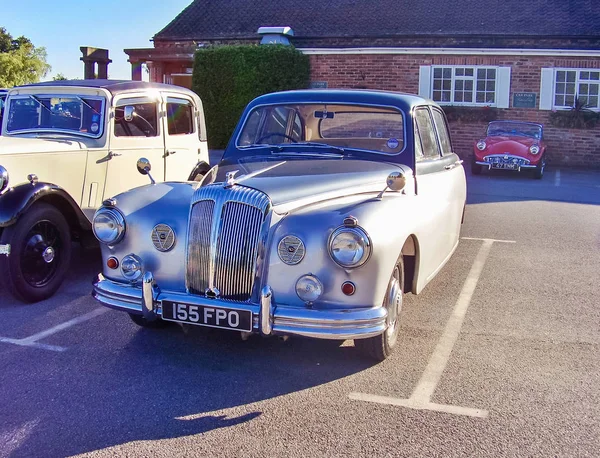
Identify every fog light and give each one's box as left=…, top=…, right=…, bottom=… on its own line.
left=296, top=274, right=323, bottom=303
left=121, top=254, right=143, bottom=282
left=107, top=257, right=119, bottom=269
left=341, top=281, right=356, bottom=296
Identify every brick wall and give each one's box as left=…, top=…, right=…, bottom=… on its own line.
left=309, top=53, right=600, bottom=168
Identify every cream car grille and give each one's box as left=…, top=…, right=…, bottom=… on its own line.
left=186, top=184, right=271, bottom=301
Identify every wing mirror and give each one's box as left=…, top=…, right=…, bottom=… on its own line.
left=124, top=106, right=135, bottom=122
left=377, top=171, right=406, bottom=199
left=137, top=157, right=155, bottom=184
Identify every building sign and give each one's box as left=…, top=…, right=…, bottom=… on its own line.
left=513, top=92, right=537, bottom=108
left=310, top=81, right=328, bottom=89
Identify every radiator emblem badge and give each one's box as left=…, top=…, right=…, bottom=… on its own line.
left=151, top=224, right=176, bottom=252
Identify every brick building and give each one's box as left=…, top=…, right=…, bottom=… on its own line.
left=124, top=0, right=600, bottom=166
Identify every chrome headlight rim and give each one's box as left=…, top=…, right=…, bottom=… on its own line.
left=529, top=145, right=540, bottom=155
left=0, top=165, right=8, bottom=194
left=476, top=140, right=487, bottom=151
left=328, top=226, right=372, bottom=269
left=92, top=207, right=126, bottom=245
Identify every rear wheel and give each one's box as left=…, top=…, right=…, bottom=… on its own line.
left=0, top=203, right=71, bottom=303
left=128, top=313, right=171, bottom=329
left=355, top=256, right=404, bottom=361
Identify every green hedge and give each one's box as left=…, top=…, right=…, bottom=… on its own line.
left=192, top=45, right=311, bottom=149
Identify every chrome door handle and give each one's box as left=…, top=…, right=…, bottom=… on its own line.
left=444, top=165, right=455, bottom=170
left=108, top=151, right=122, bottom=159
left=163, top=150, right=176, bottom=158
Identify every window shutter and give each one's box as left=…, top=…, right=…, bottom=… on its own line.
left=419, top=66, right=432, bottom=99
left=539, top=68, right=555, bottom=110
left=496, top=67, right=511, bottom=108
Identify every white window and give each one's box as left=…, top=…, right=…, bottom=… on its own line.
left=419, top=65, right=511, bottom=108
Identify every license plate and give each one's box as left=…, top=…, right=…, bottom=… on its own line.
left=491, top=162, right=518, bottom=170
left=162, top=300, right=253, bottom=332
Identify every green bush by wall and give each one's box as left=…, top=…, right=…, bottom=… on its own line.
left=192, top=45, right=311, bottom=149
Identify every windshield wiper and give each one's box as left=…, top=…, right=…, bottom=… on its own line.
left=281, top=142, right=346, bottom=154
left=75, top=96, right=101, bottom=115
left=29, top=95, right=53, bottom=114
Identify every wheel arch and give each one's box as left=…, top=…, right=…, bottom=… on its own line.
left=401, top=234, right=420, bottom=294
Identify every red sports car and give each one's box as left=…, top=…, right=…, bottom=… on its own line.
left=472, top=121, right=547, bottom=179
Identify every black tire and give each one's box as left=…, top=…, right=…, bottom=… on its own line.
left=0, top=202, right=71, bottom=303
left=471, top=158, right=482, bottom=175
left=534, top=156, right=546, bottom=179
left=355, top=255, right=404, bottom=361
left=128, top=313, right=171, bottom=329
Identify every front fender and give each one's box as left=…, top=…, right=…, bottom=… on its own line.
left=0, top=181, right=90, bottom=230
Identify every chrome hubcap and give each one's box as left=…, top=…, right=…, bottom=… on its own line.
left=385, top=277, right=403, bottom=340
left=42, top=246, right=55, bottom=263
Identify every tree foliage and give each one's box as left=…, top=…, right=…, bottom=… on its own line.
left=192, top=45, right=310, bottom=148
left=0, top=27, right=51, bottom=87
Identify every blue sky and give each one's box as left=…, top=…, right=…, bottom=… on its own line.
left=2, top=0, right=193, bottom=81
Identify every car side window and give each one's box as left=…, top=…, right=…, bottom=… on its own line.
left=414, top=108, right=441, bottom=161
left=166, top=97, right=194, bottom=135
left=431, top=108, right=453, bottom=156
left=114, top=97, right=158, bottom=137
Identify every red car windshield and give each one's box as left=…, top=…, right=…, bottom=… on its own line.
left=487, top=122, right=541, bottom=140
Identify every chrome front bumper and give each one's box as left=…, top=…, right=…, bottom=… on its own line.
left=92, top=272, right=388, bottom=340
left=476, top=154, right=537, bottom=170
left=476, top=161, right=537, bottom=170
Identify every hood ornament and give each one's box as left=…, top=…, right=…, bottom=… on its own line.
left=224, top=170, right=239, bottom=188
left=223, top=161, right=287, bottom=188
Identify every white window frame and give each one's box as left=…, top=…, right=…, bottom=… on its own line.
left=419, top=65, right=511, bottom=108
left=539, top=67, right=600, bottom=111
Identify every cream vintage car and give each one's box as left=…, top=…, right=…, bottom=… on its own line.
left=92, top=89, right=466, bottom=360
left=0, top=80, right=210, bottom=302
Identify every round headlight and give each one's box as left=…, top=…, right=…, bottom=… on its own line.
left=476, top=141, right=487, bottom=151
left=328, top=226, right=371, bottom=268
left=530, top=145, right=540, bottom=155
left=295, top=274, right=323, bottom=303
left=93, top=208, right=126, bottom=244
left=0, top=165, right=8, bottom=194
left=121, top=254, right=143, bottom=282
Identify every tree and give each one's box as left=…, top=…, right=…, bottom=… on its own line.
left=53, top=73, right=68, bottom=81
left=0, top=27, right=51, bottom=87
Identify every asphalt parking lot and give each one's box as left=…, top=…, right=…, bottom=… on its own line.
left=1, top=165, right=599, bottom=457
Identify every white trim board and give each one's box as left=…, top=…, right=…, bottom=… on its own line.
left=298, top=47, right=600, bottom=57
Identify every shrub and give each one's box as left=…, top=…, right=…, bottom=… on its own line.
left=442, top=106, right=499, bottom=123
left=192, top=45, right=311, bottom=149
left=548, top=97, right=600, bottom=129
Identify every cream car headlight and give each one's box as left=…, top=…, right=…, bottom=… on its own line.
left=0, top=165, right=8, bottom=194
left=328, top=226, right=372, bottom=268
left=93, top=208, right=126, bottom=244
left=121, top=254, right=143, bottom=282
left=476, top=141, right=486, bottom=151
left=530, top=145, right=540, bottom=155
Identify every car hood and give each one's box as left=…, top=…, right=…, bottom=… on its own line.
left=205, top=158, right=410, bottom=212
left=0, top=135, right=88, bottom=156
left=483, top=136, right=538, bottom=156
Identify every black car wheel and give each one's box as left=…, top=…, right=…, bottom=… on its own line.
left=534, top=156, right=546, bottom=179
left=355, top=255, right=404, bottom=361
left=0, top=203, right=71, bottom=303
left=471, top=158, right=483, bottom=175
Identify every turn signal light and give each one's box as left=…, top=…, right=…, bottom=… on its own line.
left=341, top=281, right=356, bottom=296
left=107, top=257, right=119, bottom=269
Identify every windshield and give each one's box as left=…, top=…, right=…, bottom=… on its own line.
left=487, top=121, right=542, bottom=140
left=5, top=94, right=106, bottom=138
left=236, top=103, right=405, bottom=155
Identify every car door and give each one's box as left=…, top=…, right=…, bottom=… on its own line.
left=413, top=106, right=459, bottom=283
left=161, top=93, right=202, bottom=181
left=103, top=95, right=165, bottom=200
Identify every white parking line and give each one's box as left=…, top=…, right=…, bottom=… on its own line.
left=0, top=308, right=108, bottom=352
left=555, top=170, right=561, bottom=187
left=350, top=238, right=502, bottom=418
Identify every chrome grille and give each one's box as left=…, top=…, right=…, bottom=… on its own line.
left=186, top=184, right=271, bottom=301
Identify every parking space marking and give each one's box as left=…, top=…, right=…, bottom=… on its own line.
left=0, top=308, right=108, bottom=352
left=350, top=238, right=502, bottom=418
left=555, top=170, right=561, bottom=187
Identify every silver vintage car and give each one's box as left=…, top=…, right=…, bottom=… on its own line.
left=92, top=89, right=466, bottom=360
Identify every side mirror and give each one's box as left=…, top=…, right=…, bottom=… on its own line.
left=137, top=157, right=151, bottom=175
left=386, top=171, right=406, bottom=192
left=124, top=106, right=135, bottom=122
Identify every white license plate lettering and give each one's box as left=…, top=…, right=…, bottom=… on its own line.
left=228, top=311, right=240, bottom=328
left=163, top=301, right=252, bottom=332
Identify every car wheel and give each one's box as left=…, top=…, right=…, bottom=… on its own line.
left=534, top=156, right=546, bottom=179
left=0, top=203, right=72, bottom=303
left=471, top=158, right=482, bottom=175
left=128, top=313, right=171, bottom=329
left=355, top=256, right=404, bottom=361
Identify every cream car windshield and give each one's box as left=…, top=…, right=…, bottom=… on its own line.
left=487, top=121, right=542, bottom=139
left=237, top=103, right=405, bottom=155
left=6, top=94, right=106, bottom=138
